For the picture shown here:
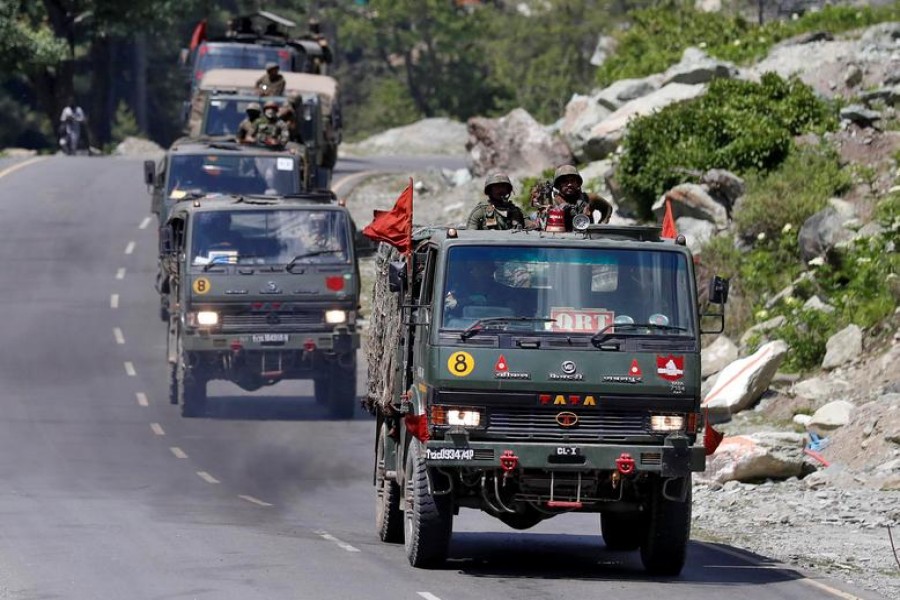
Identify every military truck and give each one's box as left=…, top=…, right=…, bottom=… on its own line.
left=366, top=225, right=728, bottom=574
left=159, top=193, right=369, bottom=418
left=143, top=137, right=321, bottom=228
left=184, top=69, right=342, bottom=178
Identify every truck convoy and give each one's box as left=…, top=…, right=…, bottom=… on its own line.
left=366, top=224, right=728, bottom=574
left=158, top=192, right=366, bottom=418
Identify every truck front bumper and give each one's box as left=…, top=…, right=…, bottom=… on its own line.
left=182, top=329, right=359, bottom=354
left=423, top=438, right=704, bottom=477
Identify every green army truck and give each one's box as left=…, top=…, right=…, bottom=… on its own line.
left=159, top=193, right=369, bottom=418
left=366, top=225, right=728, bottom=574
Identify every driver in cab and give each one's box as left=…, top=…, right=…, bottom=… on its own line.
left=192, top=212, right=246, bottom=265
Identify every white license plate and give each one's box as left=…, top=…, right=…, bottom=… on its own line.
left=251, top=334, right=289, bottom=343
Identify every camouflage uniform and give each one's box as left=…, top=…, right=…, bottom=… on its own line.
left=236, top=117, right=258, bottom=143
left=253, top=116, right=290, bottom=147
left=466, top=202, right=526, bottom=230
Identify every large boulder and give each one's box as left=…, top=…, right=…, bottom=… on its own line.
left=821, top=324, right=863, bottom=370
left=342, top=117, right=467, bottom=156
left=704, top=432, right=808, bottom=483
left=676, top=216, right=717, bottom=254
left=703, top=340, right=788, bottom=422
left=590, top=35, right=617, bottom=67
left=582, top=83, right=707, bottom=160
left=594, top=76, right=663, bottom=111
left=809, top=400, right=856, bottom=432
left=114, top=136, right=164, bottom=157
left=652, top=183, right=729, bottom=229
left=466, top=108, right=573, bottom=177
left=798, top=198, right=858, bottom=262
left=560, top=95, right=613, bottom=161
left=701, top=335, right=739, bottom=379
left=662, top=47, right=738, bottom=86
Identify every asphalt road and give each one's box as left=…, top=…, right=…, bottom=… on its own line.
left=0, top=155, right=884, bottom=600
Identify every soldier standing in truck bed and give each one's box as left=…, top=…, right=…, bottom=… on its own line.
left=256, top=63, right=286, bottom=97
left=235, top=102, right=261, bottom=144
left=467, top=173, right=528, bottom=230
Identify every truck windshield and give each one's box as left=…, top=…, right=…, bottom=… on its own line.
left=440, top=245, right=694, bottom=336
left=194, top=45, right=294, bottom=81
left=190, top=209, right=350, bottom=266
left=167, top=154, right=298, bottom=198
left=204, top=98, right=265, bottom=136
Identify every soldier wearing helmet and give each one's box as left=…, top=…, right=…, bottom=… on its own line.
left=235, top=102, right=262, bottom=144
left=256, top=62, right=286, bottom=97
left=531, top=164, right=613, bottom=231
left=466, top=173, right=528, bottom=230
left=252, top=100, right=290, bottom=148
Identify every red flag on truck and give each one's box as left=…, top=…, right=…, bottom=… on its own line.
left=362, top=178, right=413, bottom=254
left=661, top=196, right=677, bottom=239
left=189, top=19, right=207, bottom=53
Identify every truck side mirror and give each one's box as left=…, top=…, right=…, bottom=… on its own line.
left=708, top=276, right=730, bottom=305
left=355, top=230, right=376, bottom=258
left=144, top=160, right=156, bottom=186
left=388, top=260, right=407, bottom=293
left=159, top=227, right=175, bottom=255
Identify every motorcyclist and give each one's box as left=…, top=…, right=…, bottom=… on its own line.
left=253, top=100, right=290, bottom=148
left=59, top=99, right=86, bottom=155
left=235, top=102, right=262, bottom=144
left=531, top=165, right=613, bottom=231
left=466, top=173, right=528, bottom=230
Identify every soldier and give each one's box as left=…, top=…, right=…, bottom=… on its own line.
left=235, top=102, right=261, bottom=144
left=531, top=164, right=613, bottom=231
left=467, top=173, right=527, bottom=230
left=256, top=62, right=286, bottom=97
left=253, top=100, right=290, bottom=148
left=277, top=101, right=300, bottom=143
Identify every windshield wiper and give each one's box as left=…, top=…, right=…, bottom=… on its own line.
left=200, top=254, right=259, bottom=272
left=286, top=249, right=343, bottom=271
left=590, top=323, right=688, bottom=346
left=460, top=317, right=556, bottom=340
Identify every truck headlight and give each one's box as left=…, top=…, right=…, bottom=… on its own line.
left=325, top=309, right=347, bottom=324
left=196, top=311, right=219, bottom=326
left=650, top=415, right=684, bottom=432
left=447, top=409, right=481, bottom=427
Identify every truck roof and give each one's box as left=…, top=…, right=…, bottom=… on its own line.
left=422, top=225, right=690, bottom=252
left=168, top=192, right=341, bottom=217
left=199, top=69, right=338, bottom=100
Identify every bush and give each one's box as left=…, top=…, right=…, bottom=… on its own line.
left=597, top=3, right=900, bottom=87
left=110, top=101, right=141, bottom=145
left=733, top=144, right=851, bottom=240
left=617, top=74, right=836, bottom=219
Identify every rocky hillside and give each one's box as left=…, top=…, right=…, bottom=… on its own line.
left=343, top=19, right=900, bottom=598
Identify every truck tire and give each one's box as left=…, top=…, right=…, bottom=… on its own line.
left=600, top=511, right=646, bottom=551
left=404, top=439, right=453, bottom=568
left=179, top=355, right=208, bottom=418
left=640, top=476, right=692, bottom=576
left=375, top=422, right=403, bottom=544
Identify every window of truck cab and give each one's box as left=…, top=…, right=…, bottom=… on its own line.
left=439, top=245, right=694, bottom=336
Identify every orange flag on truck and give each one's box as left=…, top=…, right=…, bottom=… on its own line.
left=661, top=196, right=677, bottom=239
left=363, top=178, right=414, bottom=254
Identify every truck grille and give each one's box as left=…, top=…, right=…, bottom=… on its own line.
left=220, top=312, right=323, bottom=332
left=486, top=407, right=647, bottom=441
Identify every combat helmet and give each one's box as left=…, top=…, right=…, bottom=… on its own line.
left=553, top=164, right=582, bottom=188
left=483, top=172, right=513, bottom=194
left=263, top=99, right=280, bottom=110
left=246, top=102, right=261, bottom=114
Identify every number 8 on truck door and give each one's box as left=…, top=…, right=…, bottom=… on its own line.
left=447, top=351, right=474, bottom=377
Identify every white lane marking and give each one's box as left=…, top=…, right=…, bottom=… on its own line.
left=314, top=530, right=360, bottom=553
left=113, top=327, right=125, bottom=345
left=0, top=157, right=45, bottom=180
left=124, top=361, right=136, bottom=376
left=116, top=268, right=126, bottom=280
left=110, top=293, right=119, bottom=309
left=197, top=471, right=220, bottom=484
left=699, top=543, right=866, bottom=600
left=139, top=216, right=152, bottom=230
left=170, top=447, right=188, bottom=459
left=150, top=423, right=165, bottom=436
left=136, top=392, right=149, bottom=407
left=238, top=495, right=273, bottom=507
left=124, top=241, right=135, bottom=255
left=418, top=594, right=443, bottom=600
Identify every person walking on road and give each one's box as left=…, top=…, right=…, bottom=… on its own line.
left=59, top=99, right=86, bottom=155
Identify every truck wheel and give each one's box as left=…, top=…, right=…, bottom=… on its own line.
left=404, top=439, right=453, bottom=568
left=640, top=476, right=692, bottom=576
left=327, top=359, right=358, bottom=419
left=168, top=360, right=178, bottom=405
left=179, top=357, right=208, bottom=418
left=375, top=422, right=403, bottom=543
left=601, top=511, right=646, bottom=551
